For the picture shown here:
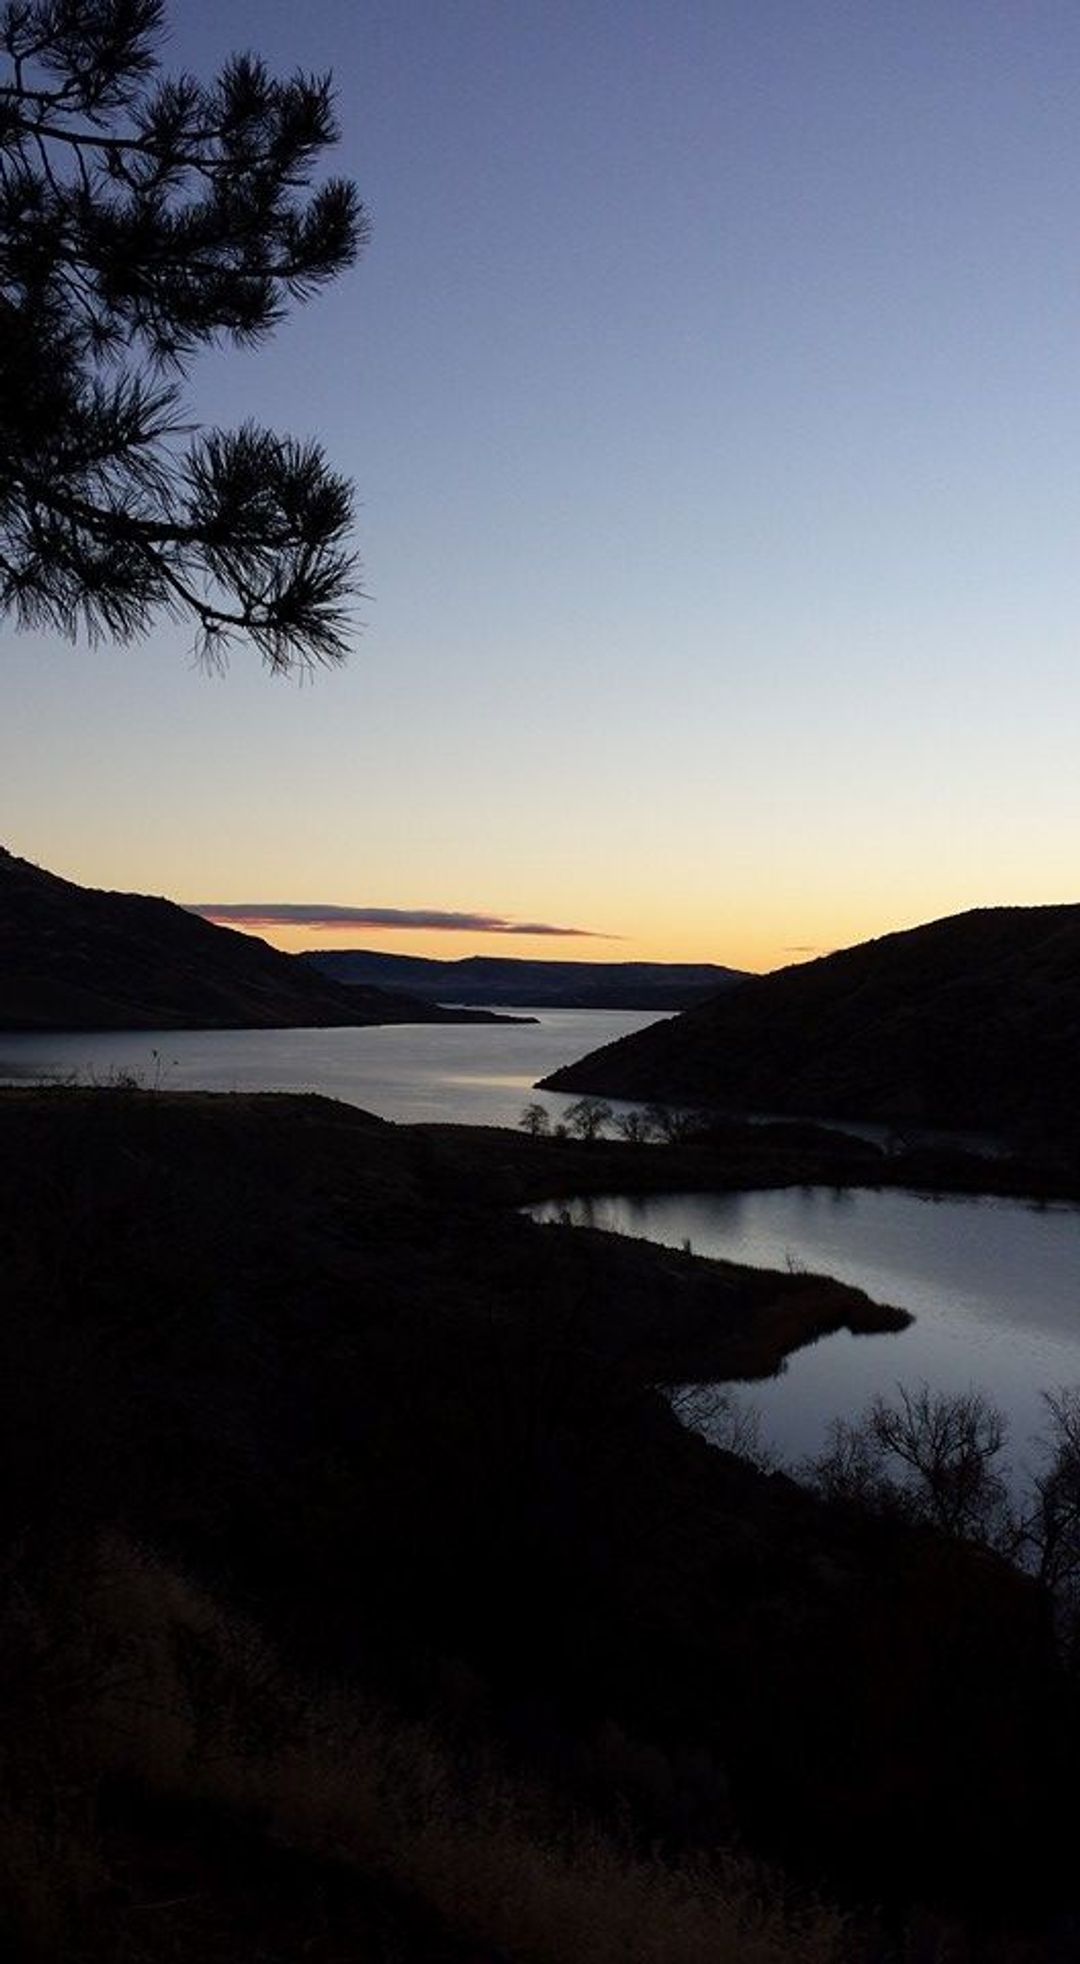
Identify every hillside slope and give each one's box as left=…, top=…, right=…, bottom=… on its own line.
left=0, top=849, right=509, bottom=1031
left=541, top=904, right=1080, bottom=1136
left=1, top=1087, right=1062, bottom=1946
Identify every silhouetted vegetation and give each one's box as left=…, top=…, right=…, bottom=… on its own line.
left=564, top=1093, right=612, bottom=1142
left=1, top=1531, right=855, bottom=1964
left=806, top=1381, right=1080, bottom=1670
left=519, top=1099, right=552, bottom=1138
left=614, top=1105, right=655, bottom=1143
left=1, top=0, right=366, bottom=669
left=808, top=1384, right=1014, bottom=1543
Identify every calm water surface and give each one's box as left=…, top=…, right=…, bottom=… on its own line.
left=530, top=1188, right=1080, bottom=1468
left=0, top=1010, right=665, bottom=1127
left=8, top=1015, right=1078, bottom=1470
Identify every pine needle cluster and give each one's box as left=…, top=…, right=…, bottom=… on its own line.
left=0, top=0, right=368, bottom=670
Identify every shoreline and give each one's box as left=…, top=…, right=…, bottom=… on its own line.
left=415, top=1114, right=1080, bottom=1208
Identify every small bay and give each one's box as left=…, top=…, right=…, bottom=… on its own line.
left=529, top=1187, right=1080, bottom=1468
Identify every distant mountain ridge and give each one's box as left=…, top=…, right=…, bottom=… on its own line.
left=303, top=949, right=744, bottom=1010
left=540, top=904, right=1080, bottom=1138
left=0, top=850, right=517, bottom=1032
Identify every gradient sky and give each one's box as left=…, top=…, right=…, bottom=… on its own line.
left=5, top=0, right=1080, bottom=971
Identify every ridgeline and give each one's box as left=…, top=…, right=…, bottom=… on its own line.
left=0, top=849, right=520, bottom=1032
left=304, top=947, right=744, bottom=1009
left=542, top=903, right=1080, bottom=1140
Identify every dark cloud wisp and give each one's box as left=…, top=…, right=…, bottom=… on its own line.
left=189, top=903, right=611, bottom=938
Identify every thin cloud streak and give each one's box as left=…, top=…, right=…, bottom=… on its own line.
left=189, top=902, right=613, bottom=938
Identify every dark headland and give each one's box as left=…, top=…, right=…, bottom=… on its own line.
left=0, top=848, right=525, bottom=1031
left=542, top=902, right=1080, bottom=1142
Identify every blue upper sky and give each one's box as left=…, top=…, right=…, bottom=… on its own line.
left=6, top=0, right=1080, bottom=968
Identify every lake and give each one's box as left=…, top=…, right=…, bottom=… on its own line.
left=6, top=1015, right=1078, bottom=1475
left=0, top=1009, right=665, bottom=1127
left=529, top=1187, right=1080, bottom=1473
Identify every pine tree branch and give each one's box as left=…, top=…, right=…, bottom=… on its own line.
left=0, top=4, right=365, bottom=671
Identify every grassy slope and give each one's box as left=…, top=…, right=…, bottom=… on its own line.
left=0, top=1089, right=1072, bottom=1957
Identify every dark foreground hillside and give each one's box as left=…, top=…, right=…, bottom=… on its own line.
left=542, top=903, right=1080, bottom=1140
left=0, top=848, right=512, bottom=1031
left=1, top=1087, right=1076, bottom=1959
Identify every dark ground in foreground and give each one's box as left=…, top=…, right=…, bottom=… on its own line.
left=2, top=1088, right=1077, bottom=1961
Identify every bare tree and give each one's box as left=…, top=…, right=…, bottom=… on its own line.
left=614, top=1108, right=654, bottom=1145
left=1022, top=1388, right=1080, bottom=1664
left=519, top=1102, right=551, bottom=1140
left=869, top=1384, right=1012, bottom=1542
left=804, top=1411, right=897, bottom=1516
left=563, top=1096, right=612, bottom=1145
left=669, top=1384, right=776, bottom=1473
left=644, top=1102, right=700, bottom=1144
left=1031, top=1389, right=1080, bottom=1578
left=805, top=1379, right=1080, bottom=1671
left=806, top=1383, right=1013, bottom=1547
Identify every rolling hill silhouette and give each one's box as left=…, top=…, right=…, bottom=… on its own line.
left=0, top=850, right=513, bottom=1031
left=541, top=905, right=1080, bottom=1137
left=304, top=948, right=743, bottom=1009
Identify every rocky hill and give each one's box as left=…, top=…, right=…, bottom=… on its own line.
left=304, top=948, right=743, bottom=1009
left=0, top=849, right=513, bottom=1031
left=541, top=903, right=1080, bottom=1138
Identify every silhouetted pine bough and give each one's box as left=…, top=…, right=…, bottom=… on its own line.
left=1, top=1086, right=1078, bottom=1957
left=0, top=1, right=366, bottom=671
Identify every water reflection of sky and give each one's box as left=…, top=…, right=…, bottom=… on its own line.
left=0, top=1010, right=663, bottom=1128
left=530, top=1188, right=1080, bottom=1470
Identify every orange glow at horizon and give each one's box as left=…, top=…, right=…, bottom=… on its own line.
left=206, top=912, right=884, bottom=976
left=209, top=883, right=1071, bottom=977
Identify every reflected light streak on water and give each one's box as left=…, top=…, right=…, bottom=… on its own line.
left=0, top=1009, right=664, bottom=1128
